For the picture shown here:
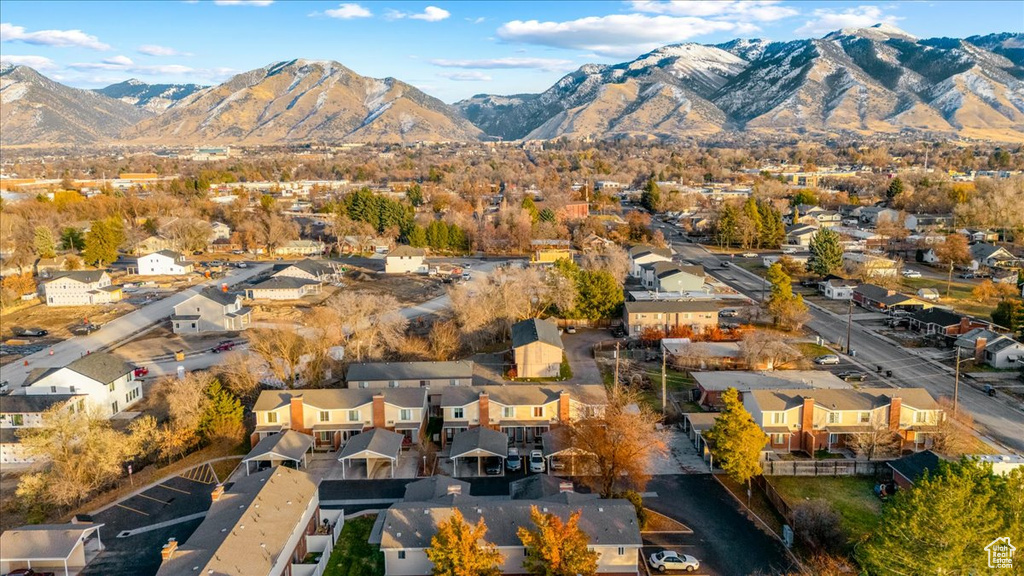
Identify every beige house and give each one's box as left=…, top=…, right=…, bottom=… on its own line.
left=251, top=388, right=428, bottom=451
left=623, top=300, right=719, bottom=336
left=43, top=271, right=122, bottom=307
left=511, top=318, right=564, bottom=379
left=439, top=384, right=607, bottom=446
left=742, top=388, right=942, bottom=457
left=273, top=239, right=326, bottom=256
left=1, top=394, right=86, bottom=465
left=384, top=246, right=427, bottom=274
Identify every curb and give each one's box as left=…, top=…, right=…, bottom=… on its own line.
left=711, top=474, right=803, bottom=568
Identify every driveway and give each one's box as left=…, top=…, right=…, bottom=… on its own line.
left=645, top=475, right=795, bottom=576
left=560, top=327, right=604, bottom=384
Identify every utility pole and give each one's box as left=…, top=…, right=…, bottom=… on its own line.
left=953, top=347, right=962, bottom=416
left=613, top=342, right=621, bottom=396
left=661, top=341, right=667, bottom=413
left=846, top=298, right=854, bottom=354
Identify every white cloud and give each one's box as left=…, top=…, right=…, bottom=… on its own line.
left=69, top=58, right=194, bottom=75
left=497, top=14, right=740, bottom=57
left=323, top=3, right=372, bottom=19
left=387, top=6, right=450, bottom=22
left=629, top=0, right=798, bottom=21
left=466, top=17, right=486, bottom=24
left=138, top=44, right=191, bottom=57
left=212, top=0, right=274, bottom=5
left=104, top=55, right=135, bottom=66
left=430, top=57, right=577, bottom=72
left=795, top=5, right=901, bottom=36
left=438, top=71, right=491, bottom=81
left=1, top=22, right=110, bottom=50
left=0, top=54, right=59, bottom=71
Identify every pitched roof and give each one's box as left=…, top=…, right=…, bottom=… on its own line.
left=249, top=276, right=320, bottom=290
left=853, top=283, right=893, bottom=301
left=142, top=250, right=185, bottom=260
left=986, top=336, right=1024, bottom=353
left=628, top=245, right=673, bottom=259
left=273, top=258, right=334, bottom=277
left=156, top=467, right=319, bottom=576
left=448, top=426, right=509, bottom=459
left=337, top=428, right=404, bottom=461
left=46, top=270, right=107, bottom=284
left=346, top=361, right=474, bottom=382
left=0, top=523, right=105, bottom=562
left=748, top=387, right=939, bottom=412
left=387, top=245, right=425, bottom=258
left=691, top=370, right=850, bottom=392
left=511, top=318, right=563, bottom=349
left=970, top=243, right=1011, bottom=261
left=61, top=352, right=134, bottom=384
left=0, top=394, right=85, bottom=414
left=440, top=384, right=607, bottom=408
left=642, top=261, right=704, bottom=279
left=193, top=288, right=240, bottom=306
left=379, top=499, right=640, bottom=549
left=909, top=307, right=963, bottom=327
left=403, top=476, right=471, bottom=502
left=955, top=327, right=1000, bottom=347
left=243, top=430, right=314, bottom=463
left=509, top=475, right=592, bottom=501
left=888, top=450, right=946, bottom=484
left=624, top=300, right=720, bottom=314
left=253, top=388, right=426, bottom=412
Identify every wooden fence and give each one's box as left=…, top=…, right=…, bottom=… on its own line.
left=761, top=459, right=890, bottom=477
left=755, top=476, right=793, bottom=520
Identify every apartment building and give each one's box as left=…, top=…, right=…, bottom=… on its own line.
left=0, top=394, right=86, bottom=464
left=623, top=300, right=719, bottom=336
left=43, top=271, right=122, bottom=307
left=22, top=353, right=141, bottom=418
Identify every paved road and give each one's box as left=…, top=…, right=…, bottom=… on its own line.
left=0, top=264, right=270, bottom=388
left=658, top=228, right=1024, bottom=453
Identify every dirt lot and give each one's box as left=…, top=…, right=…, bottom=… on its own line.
left=1, top=300, right=139, bottom=366
left=114, top=326, right=244, bottom=360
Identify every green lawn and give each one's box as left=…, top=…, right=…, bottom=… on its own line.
left=794, top=342, right=835, bottom=359
left=641, top=367, right=700, bottom=413
left=322, top=515, right=385, bottom=576
left=900, top=276, right=996, bottom=319
left=769, top=476, right=881, bottom=543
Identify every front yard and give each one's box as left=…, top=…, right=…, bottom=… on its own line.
left=769, top=476, right=882, bottom=544
left=323, top=515, right=385, bottom=576
left=900, top=276, right=997, bottom=319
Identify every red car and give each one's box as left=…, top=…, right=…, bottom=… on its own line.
left=212, top=341, right=236, bottom=353
left=133, top=367, right=149, bottom=377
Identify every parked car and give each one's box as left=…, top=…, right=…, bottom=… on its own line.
left=782, top=247, right=797, bottom=254
left=550, top=457, right=565, bottom=471
left=484, top=457, right=504, bottom=475
left=231, top=250, right=244, bottom=255
left=70, top=323, right=100, bottom=335
left=742, top=252, right=757, bottom=258
left=236, top=262, right=248, bottom=268
left=648, top=551, right=699, bottom=572
left=566, top=326, right=577, bottom=334
left=506, top=447, right=522, bottom=472
left=133, top=367, right=149, bottom=378
left=529, top=450, right=545, bottom=473
left=610, top=325, right=626, bottom=338
left=901, top=269, right=922, bottom=278
left=14, top=327, right=48, bottom=337
left=814, top=354, right=841, bottom=365
left=958, top=271, right=976, bottom=279
left=719, top=309, right=738, bottom=317
left=837, top=371, right=867, bottom=382
left=722, top=322, right=740, bottom=330
left=212, top=340, right=236, bottom=353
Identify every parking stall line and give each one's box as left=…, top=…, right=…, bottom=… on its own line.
left=115, top=503, right=149, bottom=516
left=157, top=483, right=190, bottom=495
left=136, top=493, right=171, bottom=505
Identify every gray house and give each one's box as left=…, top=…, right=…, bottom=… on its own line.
left=640, top=262, right=705, bottom=292
left=171, top=289, right=251, bottom=334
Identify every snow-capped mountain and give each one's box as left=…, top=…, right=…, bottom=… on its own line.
left=95, top=79, right=208, bottom=112
left=1, top=65, right=152, bottom=146
left=122, top=59, right=481, bottom=144
left=458, top=24, right=1024, bottom=142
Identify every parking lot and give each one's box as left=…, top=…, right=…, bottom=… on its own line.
left=82, top=464, right=219, bottom=576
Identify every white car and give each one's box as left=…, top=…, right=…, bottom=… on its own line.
left=814, top=354, right=841, bottom=365
left=648, top=551, right=699, bottom=572
left=529, top=450, right=545, bottom=473
left=742, top=252, right=757, bottom=258
left=901, top=269, right=922, bottom=278
left=782, top=247, right=797, bottom=254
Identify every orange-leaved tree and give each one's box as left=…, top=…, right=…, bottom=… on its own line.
left=517, top=506, right=599, bottom=576
left=426, top=509, right=503, bottom=576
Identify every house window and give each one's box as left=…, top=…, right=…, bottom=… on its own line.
left=319, top=411, right=330, bottom=422
left=348, top=410, right=360, bottom=422
left=453, top=407, right=464, bottom=419
left=533, top=406, right=544, bottom=418
left=69, top=386, right=75, bottom=393
left=771, top=412, right=786, bottom=425
left=359, top=381, right=369, bottom=389
left=827, top=412, right=840, bottom=424
left=266, top=412, right=279, bottom=424
left=771, top=433, right=786, bottom=444
left=51, top=386, right=58, bottom=394
left=389, top=380, right=399, bottom=388
left=10, top=414, right=24, bottom=426
left=111, top=401, right=119, bottom=414
left=420, top=380, right=429, bottom=388
left=914, top=411, right=928, bottom=424
left=450, top=379, right=460, bottom=386
left=618, top=547, right=625, bottom=555
left=400, top=409, right=412, bottom=421
left=503, top=407, right=515, bottom=418
left=398, top=551, right=406, bottom=560
left=859, top=412, right=871, bottom=424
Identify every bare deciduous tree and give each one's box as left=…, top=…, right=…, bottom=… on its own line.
left=739, top=331, right=801, bottom=370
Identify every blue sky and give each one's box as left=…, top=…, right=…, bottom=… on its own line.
left=1, top=1, right=1020, bottom=102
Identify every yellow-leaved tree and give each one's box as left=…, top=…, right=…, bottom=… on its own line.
left=518, top=506, right=599, bottom=576
left=425, top=509, right=502, bottom=576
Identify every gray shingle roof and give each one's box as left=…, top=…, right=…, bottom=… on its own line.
left=691, top=370, right=850, bottom=392
left=403, top=476, right=471, bottom=502
left=0, top=523, right=105, bottom=562
left=64, top=353, right=134, bottom=384
left=0, top=394, right=85, bottom=414
left=511, top=318, right=563, bottom=350
left=338, top=428, right=404, bottom=461
left=440, top=385, right=607, bottom=408
left=624, top=300, right=720, bottom=314
left=909, top=307, right=963, bottom=327
left=449, top=426, right=508, bottom=459
left=888, top=450, right=946, bottom=485
left=195, top=288, right=240, bottom=306
left=387, top=245, right=426, bottom=258
left=379, top=499, right=640, bottom=549
left=748, top=388, right=939, bottom=412
left=253, top=388, right=426, bottom=412
left=274, top=258, right=334, bottom=277
left=148, top=250, right=185, bottom=260
left=347, top=361, right=474, bottom=382
left=243, top=431, right=313, bottom=463
left=47, top=270, right=107, bottom=284
left=250, top=276, right=320, bottom=290
left=986, top=336, right=1023, bottom=353
left=628, top=245, right=672, bottom=259
left=156, top=467, right=319, bottom=576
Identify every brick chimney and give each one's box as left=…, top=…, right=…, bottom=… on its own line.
left=289, top=395, right=306, bottom=433
left=888, top=396, right=902, bottom=432
left=975, top=337, right=988, bottom=362
left=211, top=484, right=225, bottom=502
left=372, top=393, right=386, bottom=429
left=800, top=397, right=815, bottom=454
left=478, top=392, right=490, bottom=428
left=558, top=390, right=571, bottom=424
left=161, top=538, right=178, bottom=560
left=958, top=317, right=971, bottom=335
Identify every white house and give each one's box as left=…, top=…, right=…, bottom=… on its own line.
left=969, top=243, right=1017, bottom=271
left=385, top=246, right=427, bottom=274
left=1, top=394, right=86, bottom=465
left=983, top=337, right=1024, bottom=369
left=627, top=245, right=673, bottom=278
left=137, top=250, right=193, bottom=276
left=22, top=353, right=141, bottom=418
left=843, top=252, right=899, bottom=278
left=43, top=271, right=122, bottom=307
left=272, top=259, right=337, bottom=282
left=209, top=221, right=231, bottom=241
left=171, top=289, right=251, bottom=334
left=785, top=224, right=818, bottom=247
left=246, top=277, right=321, bottom=300
left=819, top=278, right=858, bottom=300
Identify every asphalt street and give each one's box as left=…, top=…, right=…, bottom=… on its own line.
left=0, top=264, right=270, bottom=388
left=663, top=230, right=1024, bottom=453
